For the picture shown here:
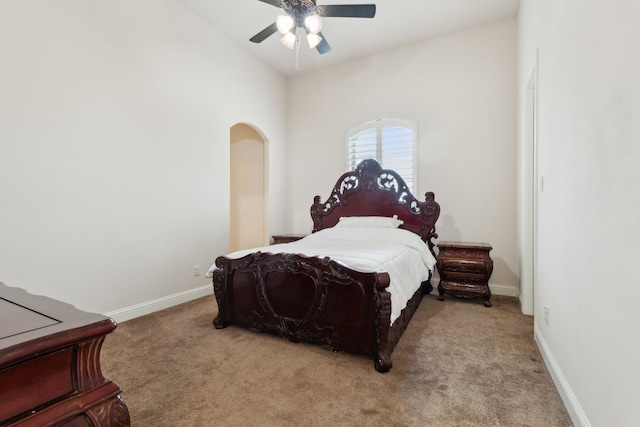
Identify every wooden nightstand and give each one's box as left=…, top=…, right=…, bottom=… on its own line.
left=271, top=234, right=307, bottom=244
left=436, top=241, right=493, bottom=307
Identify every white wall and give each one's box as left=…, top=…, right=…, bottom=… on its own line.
left=519, top=1, right=640, bottom=425
left=287, top=19, right=518, bottom=293
left=0, top=0, right=288, bottom=315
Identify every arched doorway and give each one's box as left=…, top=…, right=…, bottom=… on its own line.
left=229, top=123, right=267, bottom=252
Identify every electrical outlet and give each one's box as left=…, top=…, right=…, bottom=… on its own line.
left=193, top=265, right=200, bottom=277
left=544, top=305, right=549, bottom=325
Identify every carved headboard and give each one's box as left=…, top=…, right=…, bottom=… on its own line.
left=310, top=159, right=440, bottom=256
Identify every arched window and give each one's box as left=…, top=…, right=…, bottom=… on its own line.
left=347, top=119, right=417, bottom=193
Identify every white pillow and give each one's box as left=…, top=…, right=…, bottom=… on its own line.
left=336, top=215, right=404, bottom=228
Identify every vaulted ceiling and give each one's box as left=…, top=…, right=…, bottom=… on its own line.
left=176, top=0, right=520, bottom=77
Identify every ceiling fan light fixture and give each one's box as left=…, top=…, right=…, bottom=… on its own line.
left=306, top=32, right=322, bottom=49
left=304, top=13, right=323, bottom=34
left=280, top=31, right=297, bottom=49
left=276, top=14, right=294, bottom=34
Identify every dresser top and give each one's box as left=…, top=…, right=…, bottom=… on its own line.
left=0, top=282, right=115, bottom=366
left=437, top=241, right=492, bottom=250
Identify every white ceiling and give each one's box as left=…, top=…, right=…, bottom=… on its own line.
left=175, top=0, right=520, bottom=77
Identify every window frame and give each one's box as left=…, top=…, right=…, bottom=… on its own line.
left=346, top=118, right=418, bottom=194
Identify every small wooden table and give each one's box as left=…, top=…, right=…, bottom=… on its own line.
left=436, top=241, right=493, bottom=307
left=0, top=283, right=130, bottom=426
left=271, top=234, right=307, bottom=244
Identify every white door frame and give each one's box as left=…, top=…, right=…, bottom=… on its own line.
left=519, top=50, right=539, bottom=316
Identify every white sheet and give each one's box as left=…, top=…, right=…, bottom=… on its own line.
left=207, top=227, right=436, bottom=323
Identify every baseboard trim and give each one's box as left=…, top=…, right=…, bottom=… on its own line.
left=534, top=325, right=590, bottom=427
left=489, top=282, right=518, bottom=297
left=106, top=284, right=213, bottom=323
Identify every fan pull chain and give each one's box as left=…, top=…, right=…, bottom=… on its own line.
left=295, top=34, right=300, bottom=70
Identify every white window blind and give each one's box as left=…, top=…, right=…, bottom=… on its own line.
left=347, top=119, right=417, bottom=193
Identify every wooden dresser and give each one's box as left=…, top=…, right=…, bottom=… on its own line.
left=436, top=241, right=493, bottom=307
left=0, top=283, right=130, bottom=426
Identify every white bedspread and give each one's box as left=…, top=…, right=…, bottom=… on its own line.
left=207, top=227, right=436, bottom=323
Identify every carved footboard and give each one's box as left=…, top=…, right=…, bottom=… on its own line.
left=212, top=252, right=394, bottom=372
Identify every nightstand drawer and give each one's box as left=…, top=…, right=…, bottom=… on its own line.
left=438, top=247, right=487, bottom=260
left=439, top=260, right=486, bottom=275
left=440, top=277, right=489, bottom=291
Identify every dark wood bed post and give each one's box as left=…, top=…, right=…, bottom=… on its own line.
left=373, top=272, right=392, bottom=372
left=212, top=264, right=227, bottom=329
left=421, top=191, right=439, bottom=257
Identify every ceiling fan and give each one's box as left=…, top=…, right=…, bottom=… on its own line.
left=250, top=0, right=376, bottom=55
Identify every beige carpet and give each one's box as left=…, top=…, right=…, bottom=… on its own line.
left=101, top=294, right=572, bottom=426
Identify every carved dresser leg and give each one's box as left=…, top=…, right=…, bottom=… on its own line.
left=84, top=394, right=131, bottom=426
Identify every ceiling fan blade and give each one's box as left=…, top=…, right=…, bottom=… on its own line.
left=257, top=0, right=283, bottom=7
left=316, top=33, right=331, bottom=54
left=250, top=22, right=278, bottom=43
left=317, top=4, right=376, bottom=18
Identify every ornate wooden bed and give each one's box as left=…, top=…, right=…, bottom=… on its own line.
left=211, top=159, right=440, bottom=372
